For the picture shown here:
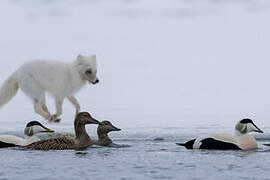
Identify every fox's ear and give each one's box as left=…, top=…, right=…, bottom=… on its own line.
left=77, top=54, right=83, bottom=59
left=76, top=54, right=84, bottom=65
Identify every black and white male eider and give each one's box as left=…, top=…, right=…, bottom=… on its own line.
left=0, top=121, right=54, bottom=148
left=176, top=119, right=263, bottom=150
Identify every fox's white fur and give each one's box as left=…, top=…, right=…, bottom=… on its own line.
left=0, top=54, right=99, bottom=122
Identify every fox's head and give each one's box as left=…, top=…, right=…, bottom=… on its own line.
left=74, top=54, right=99, bottom=84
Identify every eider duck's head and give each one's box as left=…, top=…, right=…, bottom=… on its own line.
left=75, top=112, right=101, bottom=125
left=235, top=119, right=263, bottom=134
left=97, top=121, right=121, bottom=135
left=24, top=121, right=54, bottom=136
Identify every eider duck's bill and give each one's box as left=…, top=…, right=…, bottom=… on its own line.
left=254, top=128, right=263, bottom=133
left=40, top=125, right=54, bottom=133
left=252, top=124, right=263, bottom=133
left=111, top=125, right=121, bottom=131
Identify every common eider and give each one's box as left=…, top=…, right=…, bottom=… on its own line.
left=27, top=112, right=101, bottom=150
left=94, top=120, right=121, bottom=146
left=176, top=119, right=263, bottom=150
left=0, top=121, right=54, bottom=148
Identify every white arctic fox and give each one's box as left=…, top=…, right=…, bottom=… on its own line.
left=0, top=54, right=99, bottom=122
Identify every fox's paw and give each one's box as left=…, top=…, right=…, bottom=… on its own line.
left=49, top=115, right=61, bottom=123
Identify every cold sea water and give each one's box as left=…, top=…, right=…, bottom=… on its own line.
left=1, top=124, right=270, bottom=180
left=1, top=0, right=270, bottom=179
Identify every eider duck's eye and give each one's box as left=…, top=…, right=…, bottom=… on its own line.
left=85, top=69, right=92, bottom=74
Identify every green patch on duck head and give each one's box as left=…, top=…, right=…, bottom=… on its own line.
left=24, top=127, right=34, bottom=136
left=235, top=123, right=247, bottom=134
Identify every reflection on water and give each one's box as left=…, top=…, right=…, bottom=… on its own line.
left=75, top=151, right=88, bottom=157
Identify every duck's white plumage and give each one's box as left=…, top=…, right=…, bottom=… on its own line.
left=237, top=134, right=258, bottom=150
left=177, top=118, right=263, bottom=150
left=0, top=121, right=54, bottom=148
left=210, top=133, right=237, bottom=144
left=0, top=135, right=40, bottom=146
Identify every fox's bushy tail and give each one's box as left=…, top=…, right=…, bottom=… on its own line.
left=0, top=75, right=19, bottom=107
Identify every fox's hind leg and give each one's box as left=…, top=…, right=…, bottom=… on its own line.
left=18, top=75, right=52, bottom=121
left=34, top=101, right=52, bottom=120
left=41, top=103, right=50, bottom=115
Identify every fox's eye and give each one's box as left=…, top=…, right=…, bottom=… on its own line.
left=85, top=69, right=92, bottom=74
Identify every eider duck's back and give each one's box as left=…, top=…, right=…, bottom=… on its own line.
left=27, top=137, right=75, bottom=150
left=210, top=133, right=237, bottom=144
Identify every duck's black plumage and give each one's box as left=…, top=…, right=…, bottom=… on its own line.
left=199, top=138, right=241, bottom=150
left=26, top=121, right=43, bottom=127
left=176, top=139, right=195, bottom=149
left=177, top=138, right=241, bottom=150
left=239, top=119, right=253, bottom=124
left=0, top=141, right=16, bottom=148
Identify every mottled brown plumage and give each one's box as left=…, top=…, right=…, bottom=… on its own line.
left=27, top=137, right=75, bottom=150
left=27, top=112, right=100, bottom=150
left=94, top=121, right=121, bottom=146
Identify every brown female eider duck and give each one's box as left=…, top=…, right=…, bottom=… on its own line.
left=94, top=120, right=121, bottom=146
left=27, top=112, right=100, bottom=150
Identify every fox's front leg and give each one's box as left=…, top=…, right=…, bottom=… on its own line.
left=67, top=96, right=80, bottom=114
left=50, top=98, right=63, bottom=122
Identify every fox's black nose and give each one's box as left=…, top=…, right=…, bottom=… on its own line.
left=91, top=79, right=99, bottom=84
